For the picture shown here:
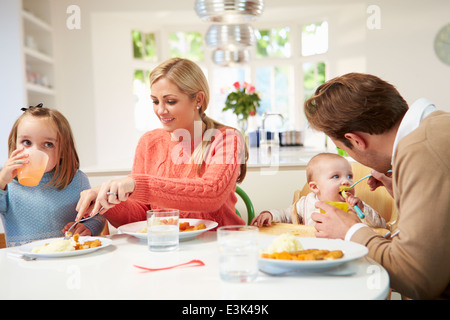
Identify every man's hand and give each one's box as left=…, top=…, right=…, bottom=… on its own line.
left=367, top=170, right=393, bottom=197
left=311, top=201, right=361, bottom=239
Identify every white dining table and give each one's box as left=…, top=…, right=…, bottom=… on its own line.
left=0, top=231, right=390, bottom=301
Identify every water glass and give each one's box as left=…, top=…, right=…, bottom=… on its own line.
left=147, top=209, right=179, bottom=252
left=17, top=149, right=49, bottom=187
left=217, top=225, right=259, bottom=283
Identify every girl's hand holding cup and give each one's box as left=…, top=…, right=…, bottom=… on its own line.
left=0, top=147, right=30, bottom=190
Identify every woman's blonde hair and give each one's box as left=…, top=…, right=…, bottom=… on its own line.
left=8, top=106, right=80, bottom=190
left=149, top=58, right=248, bottom=183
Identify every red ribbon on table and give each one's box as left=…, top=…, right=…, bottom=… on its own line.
left=134, top=259, right=205, bottom=272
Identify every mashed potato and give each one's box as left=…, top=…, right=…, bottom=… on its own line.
left=265, top=233, right=303, bottom=254
left=32, top=238, right=76, bottom=253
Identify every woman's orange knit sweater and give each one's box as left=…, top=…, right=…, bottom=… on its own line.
left=104, top=128, right=246, bottom=227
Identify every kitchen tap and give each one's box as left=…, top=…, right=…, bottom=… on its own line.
left=260, top=112, right=284, bottom=144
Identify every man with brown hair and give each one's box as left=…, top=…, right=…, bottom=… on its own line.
left=304, top=73, right=450, bottom=300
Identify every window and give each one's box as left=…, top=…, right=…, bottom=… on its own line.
left=169, top=32, right=204, bottom=61
left=132, top=29, right=158, bottom=135
left=133, top=69, right=160, bottom=136
left=303, top=61, right=326, bottom=101
left=256, top=66, right=291, bottom=115
left=211, top=67, right=247, bottom=126
left=132, top=30, right=157, bottom=61
left=255, top=65, right=293, bottom=130
left=130, top=21, right=329, bottom=134
left=302, top=21, right=328, bottom=56
left=251, top=23, right=328, bottom=130
left=132, top=30, right=207, bottom=135
left=255, top=27, right=291, bottom=58
left=252, top=27, right=293, bottom=130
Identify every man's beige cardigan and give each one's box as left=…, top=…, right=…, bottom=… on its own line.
left=352, top=111, right=450, bottom=300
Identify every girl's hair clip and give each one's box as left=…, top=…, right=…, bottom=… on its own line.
left=21, top=103, right=43, bottom=112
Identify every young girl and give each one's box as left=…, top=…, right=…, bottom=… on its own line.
left=0, top=104, right=105, bottom=247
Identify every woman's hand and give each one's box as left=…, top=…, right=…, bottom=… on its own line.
left=76, top=177, right=136, bottom=220
left=62, top=222, right=92, bottom=236
left=0, top=147, right=28, bottom=190
left=75, top=186, right=100, bottom=220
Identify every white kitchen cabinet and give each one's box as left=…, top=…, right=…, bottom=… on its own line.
left=21, top=0, right=56, bottom=108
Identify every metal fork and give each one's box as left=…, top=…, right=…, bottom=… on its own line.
left=64, top=207, right=104, bottom=239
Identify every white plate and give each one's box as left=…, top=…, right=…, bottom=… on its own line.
left=118, top=218, right=218, bottom=241
left=18, top=236, right=112, bottom=259
left=258, top=235, right=368, bottom=273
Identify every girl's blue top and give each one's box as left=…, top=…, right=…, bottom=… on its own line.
left=0, top=170, right=105, bottom=247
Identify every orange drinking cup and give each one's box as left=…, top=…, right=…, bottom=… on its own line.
left=17, top=149, right=49, bottom=187
left=320, top=201, right=349, bottom=213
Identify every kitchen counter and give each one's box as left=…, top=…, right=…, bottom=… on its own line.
left=247, top=146, right=326, bottom=169
left=82, top=146, right=327, bottom=176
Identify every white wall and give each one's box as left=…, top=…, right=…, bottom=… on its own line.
left=364, top=1, right=450, bottom=108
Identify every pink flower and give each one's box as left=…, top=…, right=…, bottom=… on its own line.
left=223, top=81, right=261, bottom=118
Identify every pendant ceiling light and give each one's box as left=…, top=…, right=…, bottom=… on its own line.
left=195, top=0, right=264, bottom=66
left=205, top=24, right=255, bottom=49
left=212, top=48, right=250, bottom=66
left=195, top=0, right=264, bottom=23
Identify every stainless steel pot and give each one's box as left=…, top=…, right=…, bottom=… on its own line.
left=279, top=130, right=303, bottom=146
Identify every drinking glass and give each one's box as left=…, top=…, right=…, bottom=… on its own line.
left=17, top=149, right=49, bottom=187
left=217, top=225, right=259, bottom=283
left=147, top=209, right=179, bottom=252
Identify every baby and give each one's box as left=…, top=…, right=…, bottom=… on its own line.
left=251, top=153, right=386, bottom=228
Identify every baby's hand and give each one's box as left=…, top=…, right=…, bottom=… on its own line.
left=344, top=193, right=363, bottom=209
left=250, top=211, right=273, bottom=227
left=0, top=147, right=28, bottom=190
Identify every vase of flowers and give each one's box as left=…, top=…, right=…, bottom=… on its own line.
left=222, top=81, right=261, bottom=133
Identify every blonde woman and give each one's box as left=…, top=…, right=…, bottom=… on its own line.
left=76, top=58, right=248, bottom=227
